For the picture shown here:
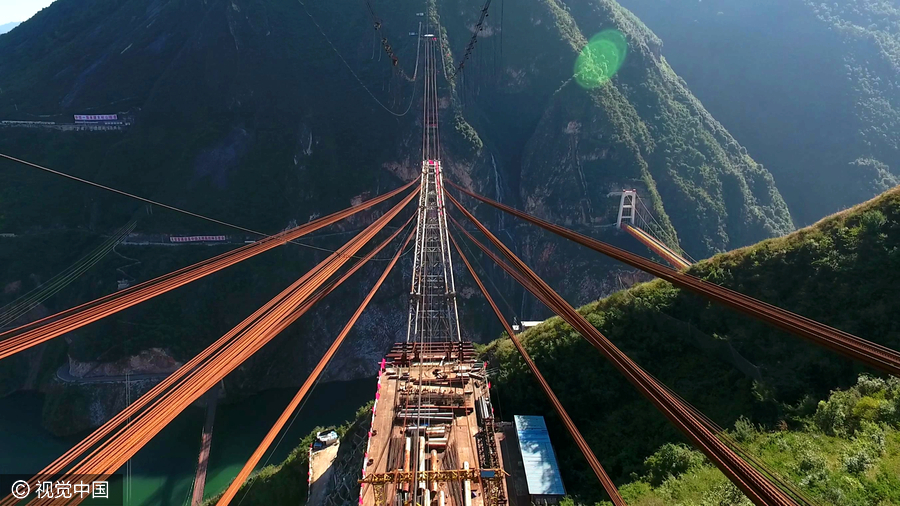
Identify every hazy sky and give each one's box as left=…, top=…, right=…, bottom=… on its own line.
left=0, top=0, right=55, bottom=25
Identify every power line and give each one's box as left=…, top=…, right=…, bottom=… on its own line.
left=450, top=0, right=493, bottom=79
left=0, top=152, right=403, bottom=260
left=297, top=0, right=418, bottom=117
left=453, top=224, right=518, bottom=320
left=0, top=221, right=137, bottom=327
left=0, top=153, right=266, bottom=236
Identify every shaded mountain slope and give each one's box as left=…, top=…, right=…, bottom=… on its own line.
left=615, top=0, right=900, bottom=226
left=436, top=0, right=793, bottom=317
left=0, top=0, right=797, bottom=431
left=523, top=0, right=793, bottom=253
left=0, top=0, right=428, bottom=233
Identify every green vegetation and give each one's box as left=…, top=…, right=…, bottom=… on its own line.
left=482, top=185, right=900, bottom=502
left=805, top=1, right=900, bottom=156
left=609, top=375, right=900, bottom=506
left=438, top=0, right=792, bottom=264
left=505, top=375, right=900, bottom=506
left=574, top=30, right=628, bottom=89
left=556, top=0, right=794, bottom=254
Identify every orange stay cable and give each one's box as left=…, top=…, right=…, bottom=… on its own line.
left=12, top=192, right=418, bottom=506
left=446, top=180, right=900, bottom=377
left=8, top=213, right=417, bottom=506
left=216, top=229, right=415, bottom=506
left=449, top=232, right=626, bottom=505
left=448, top=218, right=792, bottom=506
left=622, top=223, right=691, bottom=269
left=455, top=221, right=811, bottom=504
left=71, top=192, right=413, bottom=468
left=0, top=193, right=419, bottom=506
left=23, top=237, right=363, bottom=505
left=446, top=198, right=800, bottom=506
left=56, top=192, right=417, bottom=497
left=0, top=180, right=416, bottom=361
left=29, top=240, right=404, bottom=506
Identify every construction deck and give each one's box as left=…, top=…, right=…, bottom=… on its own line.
left=359, top=343, right=508, bottom=506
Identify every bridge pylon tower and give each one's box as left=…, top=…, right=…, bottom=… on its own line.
left=406, top=158, right=461, bottom=345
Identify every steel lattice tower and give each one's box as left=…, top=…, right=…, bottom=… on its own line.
left=406, top=35, right=461, bottom=347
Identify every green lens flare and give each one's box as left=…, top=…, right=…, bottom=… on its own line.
left=574, top=30, right=628, bottom=89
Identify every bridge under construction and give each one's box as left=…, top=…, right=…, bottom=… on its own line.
left=3, top=4, right=900, bottom=506
left=359, top=33, right=507, bottom=506
left=360, top=342, right=505, bottom=506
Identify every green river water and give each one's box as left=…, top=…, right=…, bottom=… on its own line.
left=0, top=378, right=374, bottom=506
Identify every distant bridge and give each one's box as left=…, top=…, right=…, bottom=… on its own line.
left=0, top=120, right=129, bottom=132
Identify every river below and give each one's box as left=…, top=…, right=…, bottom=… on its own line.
left=0, top=378, right=375, bottom=506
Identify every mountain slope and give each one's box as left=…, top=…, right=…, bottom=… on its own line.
left=482, top=184, right=900, bottom=500
left=615, top=0, right=900, bottom=226
left=435, top=0, right=793, bottom=317
left=615, top=375, right=900, bottom=506
left=440, top=0, right=793, bottom=254
left=0, top=0, right=427, bottom=232
left=1, top=0, right=795, bottom=429
left=529, top=0, right=793, bottom=252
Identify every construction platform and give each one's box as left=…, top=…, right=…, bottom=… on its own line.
left=359, top=342, right=508, bottom=506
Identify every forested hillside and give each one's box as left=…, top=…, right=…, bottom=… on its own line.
left=483, top=184, right=900, bottom=502
left=614, top=0, right=900, bottom=226
left=443, top=0, right=794, bottom=317
left=0, top=0, right=796, bottom=432
left=593, top=375, right=900, bottom=505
